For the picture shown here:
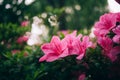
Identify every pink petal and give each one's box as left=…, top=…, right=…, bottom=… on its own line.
left=71, top=30, right=77, bottom=36
left=105, top=46, right=120, bottom=62
left=61, top=38, right=68, bottom=51
left=78, top=73, right=86, bottom=80
left=50, top=36, right=61, bottom=44
left=59, top=48, right=69, bottom=57
left=76, top=53, right=85, bottom=60
left=39, top=55, right=48, bottom=62
left=46, top=55, right=59, bottom=62
left=112, top=25, right=120, bottom=35
left=50, top=36, right=62, bottom=53
left=116, top=12, right=120, bottom=21
left=41, top=43, right=55, bottom=54
left=94, top=13, right=116, bottom=37
left=77, top=34, right=82, bottom=40
left=110, top=46, right=120, bottom=56
left=63, top=31, right=77, bottom=54
left=72, top=38, right=82, bottom=55
left=82, top=36, right=92, bottom=48
left=98, top=37, right=113, bottom=51
left=113, top=35, right=120, bottom=44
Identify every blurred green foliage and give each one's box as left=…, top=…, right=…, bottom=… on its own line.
left=0, top=23, right=29, bottom=52
left=0, top=0, right=108, bottom=29
left=1, top=0, right=119, bottom=80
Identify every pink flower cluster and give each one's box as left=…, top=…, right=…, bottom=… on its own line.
left=21, top=21, right=29, bottom=27
left=98, top=37, right=120, bottom=61
left=39, top=31, right=92, bottom=62
left=94, top=12, right=120, bottom=61
left=11, top=49, right=28, bottom=56
left=17, top=35, right=29, bottom=44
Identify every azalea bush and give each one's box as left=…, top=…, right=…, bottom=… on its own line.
left=1, top=0, right=120, bottom=80
left=38, top=12, right=120, bottom=80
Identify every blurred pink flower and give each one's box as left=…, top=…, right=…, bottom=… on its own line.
left=94, top=13, right=116, bottom=37
left=21, top=21, right=29, bottom=27
left=112, top=25, right=120, bottom=43
left=11, top=50, right=20, bottom=55
left=72, top=36, right=92, bottom=60
left=113, top=35, right=120, bottom=43
left=112, top=25, right=120, bottom=34
left=39, top=31, right=93, bottom=62
left=98, top=37, right=120, bottom=61
left=78, top=73, right=86, bottom=80
left=63, top=30, right=78, bottom=55
left=39, top=36, right=68, bottom=62
left=17, top=35, right=29, bottom=44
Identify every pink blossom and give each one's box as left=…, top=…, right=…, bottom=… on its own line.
left=94, top=13, right=116, bottom=37
left=112, top=25, right=120, bottom=35
left=116, top=12, right=120, bottom=21
left=39, top=36, right=68, bottom=62
left=78, top=73, right=86, bottom=80
left=112, top=13, right=120, bottom=43
left=63, top=30, right=79, bottom=55
left=98, top=37, right=120, bottom=61
left=39, top=31, right=93, bottom=62
left=21, top=21, right=29, bottom=27
left=64, top=31, right=92, bottom=60
left=72, top=36, right=92, bottom=60
left=11, top=50, right=20, bottom=55
left=112, top=25, right=120, bottom=43
left=17, top=35, right=29, bottom=44
left=113, top=35, right=120, bottom=43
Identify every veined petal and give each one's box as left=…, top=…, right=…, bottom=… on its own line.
left=50, top=36, right=62, bottom=52
left=113, top=35, right=120, bottom=43
left=110, top=46, right=120, bottom=56
left=112, top=25, right=120, bottom=35
left=41, top=43, right=55, bottom=54
left=76, top=53, right=85, bottom=60
left=46, top=55, right=59, bottom=62
left=59, top=48, right=69, bottom=57
left=39, top=55, right=48, bottom=62
left=98, top=37, right=113, bottom=51
left=50, top=36, right=61, bottom=44
left=82, top=36, right=92, bottom=48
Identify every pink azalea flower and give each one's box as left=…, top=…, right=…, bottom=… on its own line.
left=11, top=50, right=20, bottom=55
left=63, top=30, right=79, bottom=55
left=17, top=35, right=29, bottom=44
left=39, top=31, right=93, bottom=62
left=39, top=36, right=68, bottom=62
left=98, top=37, right=120, bottom=61
left=94, top=13, right=116, bottom=37
left=21, top=21, right=29, bottom=27
left=72, top=36, right=92, bottom=60
left=112, top=25, right=120, bottom=43
left=78, top=73, right=86, bottom=80
left=112, top=25, right=120, bottom=35
left=113, top=35, right=120, bottom=43
left=116, top=12, right=120, bottom=21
